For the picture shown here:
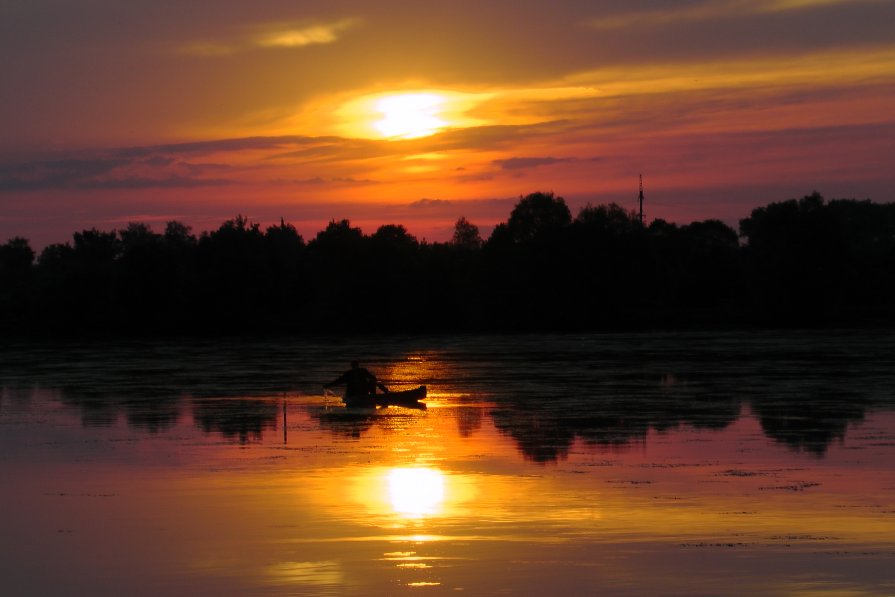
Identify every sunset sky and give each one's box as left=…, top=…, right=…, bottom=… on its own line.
left=2, top=0, right=894, bottom=247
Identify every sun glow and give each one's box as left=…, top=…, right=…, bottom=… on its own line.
left=373, top=94, right=447, bottom=139
left=318, top=88, right=492, bottom=140
left=388, top=468, right=445, bottom=517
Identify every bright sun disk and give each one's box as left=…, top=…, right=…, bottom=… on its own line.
left=373, top=94, right=446, bottom=139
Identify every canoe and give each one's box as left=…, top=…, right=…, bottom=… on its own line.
left=343, top=385, right=427, bottom=408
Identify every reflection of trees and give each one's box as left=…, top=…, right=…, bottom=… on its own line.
left=123, top=397, right=181, bottom=434
left=456, top=406, right=483, bottom=438
left=492, top=382, right=875, bottom=462
left=491, top=391, right=742, bottom=464
left=315, top=410, right=377, bottom=439
left=4, top=332, right=893, bottom=459
left=491, top=407, right=576, bottom=463
left=1, top=385, right=49, bottom=409
left=57, top=389, right=182, bottom=432
left=192, top=398, right=279, bottom=444
left=751, top=392, right=867, bottom=455
left=59, top=390, right=120, bottom=428
left=0, top=340, right=332, bottom=435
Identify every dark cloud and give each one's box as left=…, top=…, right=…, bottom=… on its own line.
left=493, top=157, right=574, bottom=171
left=331, top=177, right=376, bottom=184
left=179, top=161, right=233, bottom=175
left=267, top=138, right=387, bottom=162
left=0, top=153, right=235, bottom=191
left=269, top=176, right=377, bottom=186
left=374, top=196, right=517, bottom=222
left=580, top=1, right=895, bottom=65
left=82, top=176, right=233, bottom=190
left=0, top=132, right=419, bottom=192
left=410, top=198, right=454, bottom=208
left=263, top=122, right=572, bottom=164
left=456, top=173, right=496, bottom=183
left=145, top=156, right=176, bottom=167
left=0, top=158, right=128, bottom=191
left=120, top=136, right=331, bottom=157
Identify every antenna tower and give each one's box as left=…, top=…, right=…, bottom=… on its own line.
left=638, top=174, right=644, bottom=226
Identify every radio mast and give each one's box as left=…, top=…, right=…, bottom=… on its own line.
left=638, top=174, right=644, bottom=226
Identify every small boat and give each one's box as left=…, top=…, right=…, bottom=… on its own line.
left=343, top=385, right=427, bottom=408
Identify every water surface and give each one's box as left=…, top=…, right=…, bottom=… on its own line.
left=1, top=332, right=894, bottom=595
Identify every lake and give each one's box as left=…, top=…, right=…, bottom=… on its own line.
left=1, top=332, right=894, bottom=596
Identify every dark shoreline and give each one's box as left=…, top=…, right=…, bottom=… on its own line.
left=4, top=191, right=895, bottom=337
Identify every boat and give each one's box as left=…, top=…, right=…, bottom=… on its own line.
left=342, top=385, right=427, bottom=408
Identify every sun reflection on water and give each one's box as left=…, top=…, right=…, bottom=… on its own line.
left=387, top=467, right=445, bottom=518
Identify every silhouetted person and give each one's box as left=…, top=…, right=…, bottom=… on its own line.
left=325, top=362, right=389, bottom=398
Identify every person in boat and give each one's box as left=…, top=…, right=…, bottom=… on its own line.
left=325, top=361, right=390, bottom=398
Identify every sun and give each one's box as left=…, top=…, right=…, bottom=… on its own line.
left=373, top=93, right=447, bottom=139
left=321, top=88, right=490, bottom=140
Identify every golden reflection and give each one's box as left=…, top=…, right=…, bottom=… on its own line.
left=265, top=560, right=342, bottom=586
left=388, top=467, right=445, bottom=517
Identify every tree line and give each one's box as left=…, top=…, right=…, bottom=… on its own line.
left=2, top=191, right=894, bottom=336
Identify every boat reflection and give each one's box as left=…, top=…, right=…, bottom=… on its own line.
left=315, top=406, right=426, bottom=439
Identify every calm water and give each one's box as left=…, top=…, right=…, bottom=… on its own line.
left=1, top=332, right=894, bottom=596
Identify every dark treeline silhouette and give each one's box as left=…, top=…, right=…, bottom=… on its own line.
left=3, top=190, right=894, bottom=335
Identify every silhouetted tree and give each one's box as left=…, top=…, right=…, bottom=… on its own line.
left=371, top=224, right=417, bottom=250
left=164, top=220, right=196, bottom=247
left=0, top=237, right=35, bottom=329
left=73, top=228, right=120, bottom=262
left=264, top=219, right=306, bottom=328
left=739, top=192, right=895, bottom=325
left=575, top=202, right=639, bottom=235
left=6, top=190, right=895, bottom=335
left=192, top=215, right=271, bottom=330
left=0, top=237, right=35, bottom=276
left=146, top=221, right=198, bottom=330
left=482, top=192, right=576, bottom=329
left=116, top=223, right=166, bottom=330
left=306, top=219, right=372, bottom=330
left=567, top=203, right=648, bottom=328
left=506, top=191, right=572, bottom=244
left=47, top=227, right=122, bottom=329
left=674, top=219, right=742, bottom=323
left=451, top=216, right=483, bottom=250
left=367, top=224, right=423, bottom=326
left=310, top=219, right=365, bottom=254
